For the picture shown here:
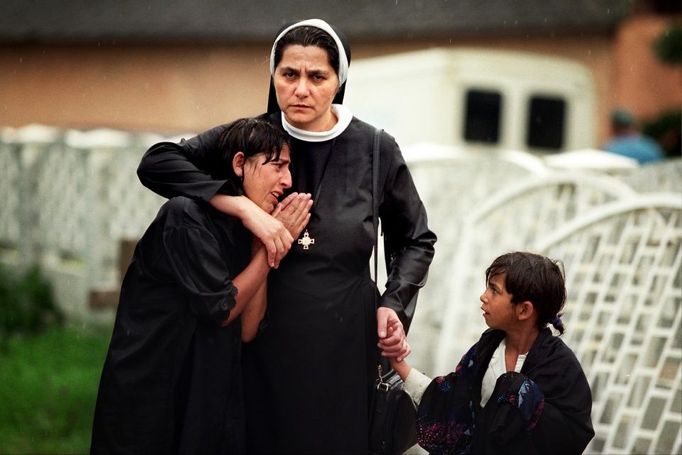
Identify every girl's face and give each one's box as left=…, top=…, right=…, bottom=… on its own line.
left=237, top=146, right=292, bottom=214
left=273, top=45, right=339, bottom=132
left=479, top=273, right=517, bottom=331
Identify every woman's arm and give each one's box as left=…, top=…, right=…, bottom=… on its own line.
left=211, top=194, right=294, bottom=268
left=162, top=199, right=257, bottom=327
left=240, top=276, right=267, bottom=342
left=238, top=193, right=312, bottom=341
left=138, top=124, right=295, bottom=268
left=228, top=244, right=270, bottom=333
left=138, top=125, right=231, bottom=201
left=377, top=132, right=437, bottom=331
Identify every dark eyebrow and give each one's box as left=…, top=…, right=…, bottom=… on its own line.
left=308, top=69, right=330, bottom=77
left=278, top=65, right=330, bottom=76
left=278, top=66, right=299, bottom=74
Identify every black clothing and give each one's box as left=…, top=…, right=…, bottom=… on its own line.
left=137, top=112, right=436, bottom=454
left=417, top=328, right=594, bottom=455
left=91, top=197, right=250, bottom=454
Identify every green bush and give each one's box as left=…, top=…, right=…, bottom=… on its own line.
left=653, top=24, right=682, bottom=65
left=642, top=109, right=682, bottom=158
left=0, top=326, right=111, bottom=453
left=0, top=264, right=64, bottom=344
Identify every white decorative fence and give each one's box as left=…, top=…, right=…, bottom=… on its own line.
left=0, top=125, right=172, bottom=319
left=401, top=146, right=550, bottom=374
left=536, top=195, right=681, bottom=454
left=404, top=148, right=681, bottom=455
left=1, top=126, right=680, bottom=453
left=434, top=172, right=639, bottom=373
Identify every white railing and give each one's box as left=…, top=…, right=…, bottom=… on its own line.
left=0, top=125, right=171, bottom=319
left=434, top=172, right=638, bottom=372
left=403, top=147, right=551, bottom=371
left=410, top=154, right=681, bottom=454
left=536, top=195, right=681, bottom=454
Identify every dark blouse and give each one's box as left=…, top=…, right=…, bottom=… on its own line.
left=91, top=197, right=250, bottom=454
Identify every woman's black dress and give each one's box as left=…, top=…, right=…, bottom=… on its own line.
left=137, top=113, right=436, bottom=454
left=91, top=198, right=251, bottom=454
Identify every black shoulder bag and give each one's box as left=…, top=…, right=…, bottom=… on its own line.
left=368, top=128, right=417, bottom=455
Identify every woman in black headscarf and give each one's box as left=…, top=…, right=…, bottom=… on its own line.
left=137, top=18, right=436, bottom=454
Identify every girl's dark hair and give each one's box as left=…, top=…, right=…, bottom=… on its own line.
left=485, top=251, right=567, bottom=334
left=209, top=118, right=289, bottom=192
left=273, top=26, right=340, bottom=76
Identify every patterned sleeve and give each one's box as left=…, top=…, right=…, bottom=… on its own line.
left=416, top=346, right=478, bottom=454
left=472, top=372, right=545, bottom=451
left=493, top=372, right=545, bottom=431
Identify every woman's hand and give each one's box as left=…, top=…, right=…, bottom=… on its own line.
left=211, top=194, right=293, bottom=268
left=272, top=193, right=313, bottom=239
left=377, top=307, right=410, bottom=362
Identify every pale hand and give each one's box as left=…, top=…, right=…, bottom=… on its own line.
left=211, top=194, right=293, bottom=268
left=377, top=307, right=410, bottom=362
left=272, top=193, right=312, bottom=240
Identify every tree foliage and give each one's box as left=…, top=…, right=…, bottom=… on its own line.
left=0, top=264, right=63, bottom=344
left=653, top=24, right=682, bottom=64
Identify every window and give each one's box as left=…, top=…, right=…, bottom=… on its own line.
left=526, top=96, right=566, bottom=151
left=464, top=89, right=501, bottom=144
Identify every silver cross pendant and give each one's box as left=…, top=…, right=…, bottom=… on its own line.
left=298, top=229, right=315, bottom=250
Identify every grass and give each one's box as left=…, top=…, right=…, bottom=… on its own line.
left=0, top=325, right=111, bottom=454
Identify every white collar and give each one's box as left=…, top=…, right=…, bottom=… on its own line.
left=281, top=104, right=353, bottom=142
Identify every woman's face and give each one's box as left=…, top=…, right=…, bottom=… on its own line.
left=273, top=45, right=339, bottom=132
left=238, top=146, right=292, bottom=214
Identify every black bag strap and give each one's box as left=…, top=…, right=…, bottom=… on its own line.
left=372, top=127, right=381, bottom=298
left=372, top=128, right=391, bottom=379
